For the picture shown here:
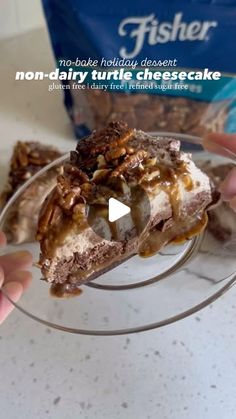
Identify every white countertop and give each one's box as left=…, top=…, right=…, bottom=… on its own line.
left=0, top=28, right=236, bottom=419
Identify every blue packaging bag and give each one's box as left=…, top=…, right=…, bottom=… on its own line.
left=42, top=0, right=236, bottom=137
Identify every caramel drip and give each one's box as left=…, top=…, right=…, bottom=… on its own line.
left=50, top=283, right=83, bottom=298
left=140, top=162, right=192, bottom=220
left=138, top=213, right=208, bottom=258
left=172, top=212, right=208, bottom=244
left=142, top=162, right=184, bottom=230
left=42, top=210, right=88, bottom=258
left=181, top=173, right=194, bottom=191
left=130, top=186, right=149, bottom=235
left=137, top=164, right=203, bottom=258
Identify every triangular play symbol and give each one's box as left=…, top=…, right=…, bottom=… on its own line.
left=108, top=198, right=130, bottom=222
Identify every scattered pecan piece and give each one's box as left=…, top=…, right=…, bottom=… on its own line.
left=111, top=150, right=149, bottom=177
left=37, top=190, right=59, bottom=236
left=92, top=169, right=112, bottom=184
left=64, top=163, right=89, bottom=183
left=105, top=147, right=126, bottom=162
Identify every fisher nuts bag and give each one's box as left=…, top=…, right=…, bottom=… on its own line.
left=42, top=0, right=236, bottom=138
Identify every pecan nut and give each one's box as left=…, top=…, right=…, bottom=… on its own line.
left=105, top=147, right=126, bottom=162
left=92, top=169, right=112, bottom=184
left=111, top=150, right=149, bottom=177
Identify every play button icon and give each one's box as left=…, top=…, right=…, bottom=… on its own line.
left=108, top=198, right=130, bottom=222
left=87, top=183, right=150, bottom=243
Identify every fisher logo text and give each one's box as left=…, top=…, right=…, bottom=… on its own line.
left=118, top=12, right=218, bottom=58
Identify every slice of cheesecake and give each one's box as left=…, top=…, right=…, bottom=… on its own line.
left=36, top=121, right=218, bottom=297
left=1, top=141, right=61, bottom=243
left=200, top=162, right=236, bottom=242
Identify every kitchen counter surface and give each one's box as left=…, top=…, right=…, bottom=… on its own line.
left=0, top=27, right=236, bottom=419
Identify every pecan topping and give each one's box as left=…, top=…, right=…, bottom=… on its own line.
left=18, top=148, right=28, bottom=167
left=97, top=154, right=106, bottom=168
left=111, top=150, right=149, bottom=178
left=105, top=147, right=126, bottom=162
left=65, top=161, right=89, bottom=183
left=73, top=121, right=134, bottom=172
left=37, top=189, right=60, bottom=237
left=1, top=141, right=62, bottom=207
left=92, top=169, right=112, bottom=183
left=59, top=191, right=78, bottom=211
left=126, top=146, right=135, bottom=155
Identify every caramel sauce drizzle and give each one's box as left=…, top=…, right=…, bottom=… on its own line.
left=137, top=162, right=199, bottom=258
left=138, top=213, right=208, bottom=258
left=50, top=283, right=83, bottom=298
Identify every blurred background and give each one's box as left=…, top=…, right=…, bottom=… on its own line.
left=0, top=0, right=44, bottom=39
left=0, top=0, right=74, bottom=187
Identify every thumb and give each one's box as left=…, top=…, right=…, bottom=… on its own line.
left=219, top=167, right=236, bottom=200
left=204, top=133, right=236, bottom=156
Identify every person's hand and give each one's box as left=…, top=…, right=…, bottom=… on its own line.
left=0, top=231, right=32, bottom=324
left=203, top=133, right=236, bottom=212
